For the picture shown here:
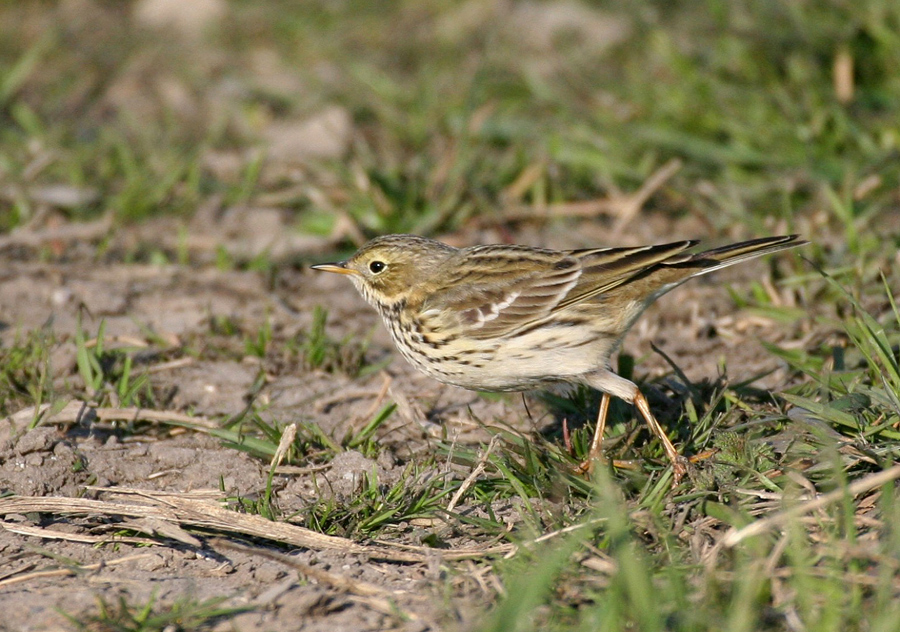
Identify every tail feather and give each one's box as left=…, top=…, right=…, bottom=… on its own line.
left=668, top=234, right=806, bottom=277
left=607, top=234, right=807, bottom=306
left=567, top=234, right=805, bottom=309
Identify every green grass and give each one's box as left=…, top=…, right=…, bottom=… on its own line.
left=473, top=459, right=900, bottom=632
left=62, top=591, right=250, bottom=632
left=285, top=305, right=374, bottom=377
left=0, top=326, right=56, bottom=419
left=202, top=307, right=373, bottom=376
left=2, top=1, right=898, bottom=244
left=300, top=457, right=456, bottom=537
left=464, top=274, right=900, bottom=632
left=74, top=317, right=154, bottom=408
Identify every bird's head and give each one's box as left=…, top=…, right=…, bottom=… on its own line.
left=311, top=234, right=456, bottom=311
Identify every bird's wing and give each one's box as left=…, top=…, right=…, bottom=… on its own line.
left=417, top=241, right=697, bottom=339
left=417, top=245, right=580, bottom=339
left=557, top=240, right=698, bottom=309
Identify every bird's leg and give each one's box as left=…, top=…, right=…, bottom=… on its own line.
left=574, top=392, right=611, bottom=474
left=631, top=389, right=687, bottom=484
left=579, top=370, right=688, bottom=485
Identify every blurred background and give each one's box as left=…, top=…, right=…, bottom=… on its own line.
left=2, top=0, right=897, bottom=266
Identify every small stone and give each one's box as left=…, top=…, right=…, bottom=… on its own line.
left=15, top=427, right=57, bottom=455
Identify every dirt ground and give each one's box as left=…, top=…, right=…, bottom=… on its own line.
left=0, top=209, right=812, bottom=632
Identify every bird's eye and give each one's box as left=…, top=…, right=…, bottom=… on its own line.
left=369, top=261, right=386, bottom=274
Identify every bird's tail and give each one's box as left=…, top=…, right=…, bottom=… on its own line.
left=679, top=234, right=807, bottom=276
left=622, top=234, right=806, bottom=306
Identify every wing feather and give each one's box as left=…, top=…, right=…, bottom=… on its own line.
left=418, top=248, right=582, bottom=339
left=556, top=240, right=697, bottom=309
left=416, top=240, right=699, bottom=339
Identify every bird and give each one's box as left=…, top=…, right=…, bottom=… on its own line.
left=311, top=233, right=805, bottom=483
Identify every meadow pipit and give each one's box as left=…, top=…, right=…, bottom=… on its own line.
left=312, top=233, right=805, bottom=483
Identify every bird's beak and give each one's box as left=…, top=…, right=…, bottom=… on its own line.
left=310, top=261, right=359, bottom=276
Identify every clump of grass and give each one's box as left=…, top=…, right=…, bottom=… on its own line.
left=243, top=316, right=272, bottom=359
left=474, top=459, right=900, bottom=632
left=769, top=272, right=900, bottom=458
left=287, top=306, right=371, bottom=377
left=213, top=403, right=399, bottom=522
left=61, top=591, right=250, bottom=632
left=215, top=399, right=395, bottom=461
left=195, top=314, right=269, bottom=363
left=301, top=459, right=454, bottom=538
left=0, top=326, right=55, bottom=418
left=210, top=411, right=338, bottom=465
left=198, top=308, right=372, bottom=377
left=74, top=316, right=154, bottom=409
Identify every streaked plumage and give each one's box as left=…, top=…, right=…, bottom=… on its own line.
left=313, top=233, right=806, bottom=483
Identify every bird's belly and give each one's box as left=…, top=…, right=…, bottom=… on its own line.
left=386, top=319, right=612, bottom=392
